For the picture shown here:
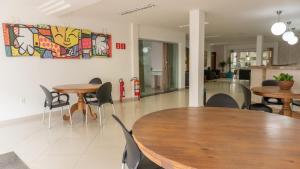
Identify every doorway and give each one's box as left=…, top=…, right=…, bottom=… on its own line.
left=139, top=40, right=179, bottom=97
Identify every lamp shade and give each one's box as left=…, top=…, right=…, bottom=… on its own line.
left=282, top=31, right=295, bottom=41
left=271, top=22, right=287, bottom=35
left=142, top=47, right=149, bottom=53
left=288, top=36, right=299, bottom=45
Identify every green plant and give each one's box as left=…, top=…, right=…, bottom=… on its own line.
left=273, top=73, right=294, bottom=81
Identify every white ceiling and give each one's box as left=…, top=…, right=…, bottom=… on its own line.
left=8, top=0, right=300, bottom=44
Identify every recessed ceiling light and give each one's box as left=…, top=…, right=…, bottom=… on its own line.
left=178, top=22, right=209, bottom=28
left=121, top=4, right=156, bottom=16
left=46, top=4, right=71, bottom=15
left=38, top=0, right=60, bottom=9
left=38, top=0, right=71, bottom=15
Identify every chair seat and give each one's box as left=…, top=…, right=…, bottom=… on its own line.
left=137, top=156, right=163, bottom=169
left=293, top=100, right=300, bottom=106
left=85, top=93, right=96, bottom=98
left=51, top=100, right=69, bottom=109
left=263, top=97, right=282, bottom=105
left=249, top=103, right=273, bottom=113
left=86, top=100, right=99, bottom=106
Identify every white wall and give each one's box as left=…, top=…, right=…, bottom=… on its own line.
left=139, top=25, right=186, bottom=89
left=277, top=41, right=300, bottom=65
left=211, top=45, right=225, bottom=70
left=0, top=3, right=186, bottom=121
left=0, top=2, right=133, bottom=121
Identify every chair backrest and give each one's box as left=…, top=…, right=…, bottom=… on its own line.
left=206, top=93, right=239, bottom=108
left=40, top=85, right=53, bottom=107
left=112, top=115, right=142, bottom=169
left=240, top=84, right=251, bottom=109
left=96, top=82, right=113, bottom=105
left=89, top=78, right=102, bottom=84
left=262, top=80, right=278, bottom=86
left=249, top=105, right=273, bottom=113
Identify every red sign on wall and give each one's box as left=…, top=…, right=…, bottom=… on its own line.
left=116, top=43, right=126, bottom=50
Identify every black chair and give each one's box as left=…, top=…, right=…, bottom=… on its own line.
left=84, top=78, right=102, bottom=100
left=240, top=84, right=273, bottom=113
left=261, top=80, right=283, bottom=105
left=239, top=69, right=251, bottom=80
left=40, top=85, right=72, bottom=129
left=112, top=115, right=162, bottom=169
left=206, top=93, right=239, bottom=108
left=89, top=78, right=102, bottom=84
left=292, top=100, right=300, bottom=111
left=85, top=82, right=115, bottom=125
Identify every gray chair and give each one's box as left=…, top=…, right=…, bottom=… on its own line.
left=206, top=93, right=239, bottom=108
left=40, top=85, right=72, bottom=129
left=261, top=80, right=283, bottom=105
left=85, top=82, right=115, bottom=125
left=292, top=100, right=300, bottom=111
left=84, top=78, right=102, bottom=100
left=240, top=84, right=273, bottom=113
left=112, top=115, right=162, bottom=169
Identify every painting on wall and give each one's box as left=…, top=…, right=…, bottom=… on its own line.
left=2, top=23, right=112, bottom=59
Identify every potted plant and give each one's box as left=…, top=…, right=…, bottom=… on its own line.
left=273, top=73, right=294, bottom=90
left=219, top=61, right=226, bottom=73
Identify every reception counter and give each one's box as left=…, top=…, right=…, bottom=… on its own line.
left=250, top=65, right=300, bottom=103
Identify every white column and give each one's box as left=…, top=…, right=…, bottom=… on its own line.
left=189, top=9, right=205, bottom=107
left=256, top=35, right=264, bottom=66
left=272, top=42, right=279, bottom=65
left=130, top=23, right=139, bottom=78
left=130, top=23, right=139, bottom=98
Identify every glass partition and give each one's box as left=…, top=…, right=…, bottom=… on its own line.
left=139, top=40, right=178, bottom=97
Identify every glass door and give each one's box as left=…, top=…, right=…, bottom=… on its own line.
left=139, top=40, right=178, bottom=97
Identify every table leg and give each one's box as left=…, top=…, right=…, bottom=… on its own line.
left=281, top=98, right=293, bottom=117
left=87, top=105, right=97, bottom=120
left=63, top=93, right=97, bottom=121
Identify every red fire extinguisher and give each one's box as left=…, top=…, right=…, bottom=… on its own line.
left=119, top=78, right=125, bottom=102
left=131, top=77, right=141, bottom=100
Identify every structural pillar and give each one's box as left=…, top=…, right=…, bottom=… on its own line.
left=189, top=9, right=205, bottom=107
left=130, top=23, right=139, bottom=98
left=256, top=35, right=264, bottom=66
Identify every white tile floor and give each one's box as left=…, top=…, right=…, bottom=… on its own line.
left=0, top=80, right=248, bottom=169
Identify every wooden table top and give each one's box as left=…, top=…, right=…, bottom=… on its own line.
left=53, top=84, right=101, bottom=94
left=252, top=86, right=300, bottom=99
left=132, top=107, right=300, bottom=169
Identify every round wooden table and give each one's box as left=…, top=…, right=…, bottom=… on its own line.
left=133, top=107, right=300, bottom=169
left=252, top=86, right=300, bottom=117
left=53, top=84, right=101, bottom=120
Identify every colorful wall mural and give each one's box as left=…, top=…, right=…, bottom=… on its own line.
left=2, top=23, right=112, bottom=59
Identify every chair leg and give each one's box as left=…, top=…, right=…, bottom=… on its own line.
left=60, top=107, right=63, bottom=116
left=85, top=104, right=88, bottom=125
left=111, top=104, right=116, bottom=114
left=68, top=105, right=72, bottom=126
left=43, top=107, right=46, bottom=123
left=98, top=106, right=102, bottom=127
left=48, top=109, right=52, bottom=129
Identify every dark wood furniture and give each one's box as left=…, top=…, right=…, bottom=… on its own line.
left=53, top=84, right=101, bottom=120
left=133, top=107, right=300, bottom=169
left=252, top=86, right=300, bottom=117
